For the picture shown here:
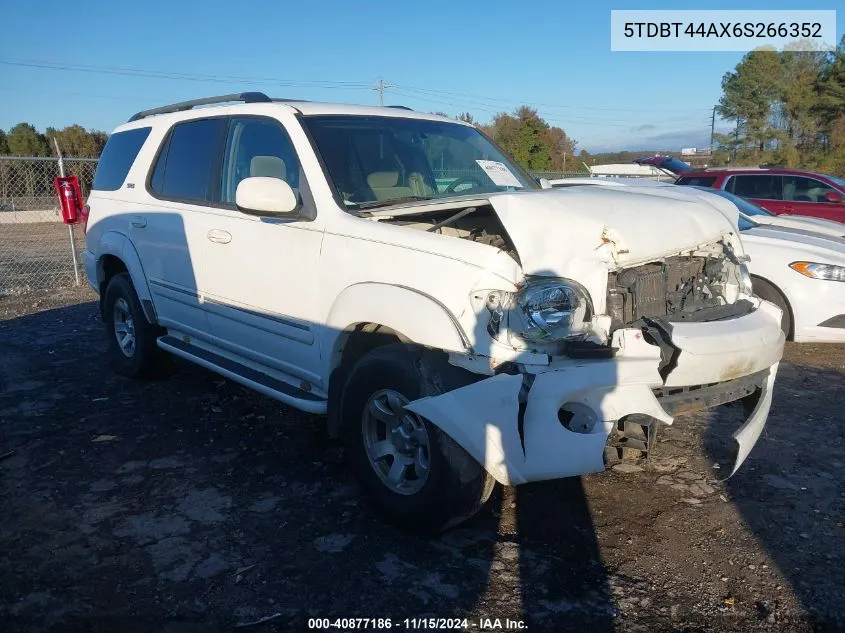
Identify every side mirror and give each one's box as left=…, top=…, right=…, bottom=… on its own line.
left=235, top=177, right=299, bottom=217
left=823, top=191, right=844, bottom=204
left=538, top=178, right=553, bottom=190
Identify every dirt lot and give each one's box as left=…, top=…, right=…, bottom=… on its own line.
left=1, top=288, right=843, bottom=633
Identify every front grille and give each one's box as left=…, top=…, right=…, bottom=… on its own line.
left=607, top=256, right=727, bottom=328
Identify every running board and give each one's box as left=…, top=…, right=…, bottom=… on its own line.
left=157, top=335, right=327, bottom=414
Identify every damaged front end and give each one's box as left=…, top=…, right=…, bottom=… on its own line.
left=375, top=189, right=784, bottom=486
left=406, top=237, right=783, bottom=487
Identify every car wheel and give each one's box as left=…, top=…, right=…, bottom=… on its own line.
left=103, top=273, right=166, bottom=378
left=752, top=276, right=792, bottom=339
left=340, top=343, right=495, bottom=533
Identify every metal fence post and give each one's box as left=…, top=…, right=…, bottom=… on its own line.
left=53, top=138, right=81, bottom=287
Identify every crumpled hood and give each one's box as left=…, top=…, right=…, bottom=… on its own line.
left=488, top=187, right=738, bottom=276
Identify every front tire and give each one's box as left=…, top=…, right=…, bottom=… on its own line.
left=103, top=273, right=165, bottom=378
left=340, top=344, right=495, bottom=533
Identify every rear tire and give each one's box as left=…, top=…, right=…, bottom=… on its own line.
left=752, top=276, right=792, bottom=339
left=340, top=344, right=495, bottom=533
left=103, top=273, right=166, bottom=378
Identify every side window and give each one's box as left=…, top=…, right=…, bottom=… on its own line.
left=149, top=118, right=225, bottom=202
left=92, top=127, right=152, bottom=191
left=729, top=175, right=781, bottom=200
left=220, top=117, right=301, bottom=204
left=782, top=175, right=836, bottom=203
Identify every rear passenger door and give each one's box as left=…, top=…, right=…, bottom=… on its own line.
left=135, top=117, right=226, bottom=335
left=726, top=174, right=787, bottom=214
left=196, top=116, right=324, bottom=388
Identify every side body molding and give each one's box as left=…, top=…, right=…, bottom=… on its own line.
left=96, top=230, right=156, bottom=323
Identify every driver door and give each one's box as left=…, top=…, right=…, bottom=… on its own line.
left=196, top=115, right=324, bottom=388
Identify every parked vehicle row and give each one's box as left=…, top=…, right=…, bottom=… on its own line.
left=550, top=177, right=845, bottom=343
left=635, top=155, right=845, bottom=223
left=83, top=94, right=793, bottom=531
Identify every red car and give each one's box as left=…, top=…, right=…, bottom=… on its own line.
left=635, top=158, right=845, bottom=223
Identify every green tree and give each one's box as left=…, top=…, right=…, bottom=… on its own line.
left=457, top=112, right=475, bottom=125
left=52, top=124, right=108, bottom=158
left=0, top=129, right=8, bottom=154
left=717, top=47, right=781, bottom=155
left=545, top=126, right=578, bottom=171
left=779, top=43, right=827, bottom=152
left=816, top=36, right=845, bottom=148
left=6, top=123, right=50, bottom=156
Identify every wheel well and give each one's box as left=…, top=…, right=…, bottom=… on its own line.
left=751, top=275, right=794, bottom=340
left=99, top=255, right=128, bottom=315
left=326, top=323, right=408, bottom=438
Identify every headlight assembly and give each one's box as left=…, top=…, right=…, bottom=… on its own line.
left=789, top=261, right=845, bottom=282
left=512, top=279, right=593, bottom=342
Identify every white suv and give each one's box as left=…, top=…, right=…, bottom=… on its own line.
left=84, top=93, right=785, bottom=532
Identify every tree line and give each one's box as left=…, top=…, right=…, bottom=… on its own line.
left=714, top=35, right=845, bottom=174
left=0, top=123, right=107, bottom=158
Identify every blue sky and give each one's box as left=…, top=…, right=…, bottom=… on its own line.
left=0, top=0, right=840, bottom=152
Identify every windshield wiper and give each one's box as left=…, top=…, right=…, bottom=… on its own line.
left=352, top=196, right=434, bottom=211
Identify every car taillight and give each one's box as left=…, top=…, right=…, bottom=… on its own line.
left=81, top=204, right=91, bottom=234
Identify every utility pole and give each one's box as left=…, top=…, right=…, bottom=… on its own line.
left=710, top=105, right=716, bottom=151
left=733, top=120, right=739, bottom=162
left=373, top=78, right=393, bottom=106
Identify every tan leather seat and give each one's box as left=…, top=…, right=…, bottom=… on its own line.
left=367, top=171, right=414, bottom=201
left=250, top=155, right=287, bottom=181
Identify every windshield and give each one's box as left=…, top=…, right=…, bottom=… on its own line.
left=691, top=186, right=773, bottom=216
left=301, top=115, right=538, bottom=209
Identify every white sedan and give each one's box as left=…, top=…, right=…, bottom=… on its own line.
left=549, top=178, right=845, bottom=342
left=698, top=187, right=845, bottom=342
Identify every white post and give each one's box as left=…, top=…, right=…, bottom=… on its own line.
left=54, top=137, right=81, bottom=287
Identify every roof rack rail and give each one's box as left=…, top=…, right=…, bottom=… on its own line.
left=386, top=105, right=413, bottom=110
left=128, top=92, right=272, bottom=122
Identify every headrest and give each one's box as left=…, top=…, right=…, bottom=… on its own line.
left=367, top=171, right=400, bottom=188
left=250, top=155, right=287, bottom=180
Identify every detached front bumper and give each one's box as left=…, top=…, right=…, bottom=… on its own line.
left=406, top=299, right=785, bottom=486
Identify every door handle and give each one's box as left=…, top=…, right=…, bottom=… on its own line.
left=130, top=215, right=147, bottom=228
left=207, top=229, right=232, bottom=244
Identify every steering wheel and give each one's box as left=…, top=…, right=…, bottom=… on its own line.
left=444, top=175, right=485, bottom=194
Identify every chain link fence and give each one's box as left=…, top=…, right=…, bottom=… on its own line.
left=0, top=157, right=96, bottom=297
left=0, top=158, right=668, bottom=297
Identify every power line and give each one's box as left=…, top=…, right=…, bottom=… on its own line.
left=395, top=83, right=708, bottom=115
left=4, top=57, right=712, bottom=118
left=0, top=59, right=372, bottom=90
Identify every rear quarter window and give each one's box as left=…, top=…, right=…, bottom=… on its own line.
left=149, top=118, right=225, bottom=202
left=676, top=176, right=717, bottom=187
left=92, top=127, right=152, bottom=191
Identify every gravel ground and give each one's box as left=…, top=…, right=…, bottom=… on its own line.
left=1, top=288, right=843, bottom=633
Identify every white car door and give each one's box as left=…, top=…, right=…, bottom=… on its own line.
left=196, top=115, right=324, bottom=389
left=131, top=117, right=227, bottom=335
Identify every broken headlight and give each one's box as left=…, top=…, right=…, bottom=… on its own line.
left=739, top=262, right=753, bottom=294
left=512, top=279, right=593, bottom=342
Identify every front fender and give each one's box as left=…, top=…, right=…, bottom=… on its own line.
left=323, top=282, right=470, bottom=374
left=96, top=231, right=156, bottom=323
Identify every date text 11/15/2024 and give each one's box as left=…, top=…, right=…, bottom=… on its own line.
left=307, top=617, right=528, bottom=630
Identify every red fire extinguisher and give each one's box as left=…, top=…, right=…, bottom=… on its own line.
left=54, top=175, right=84, bottom=224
